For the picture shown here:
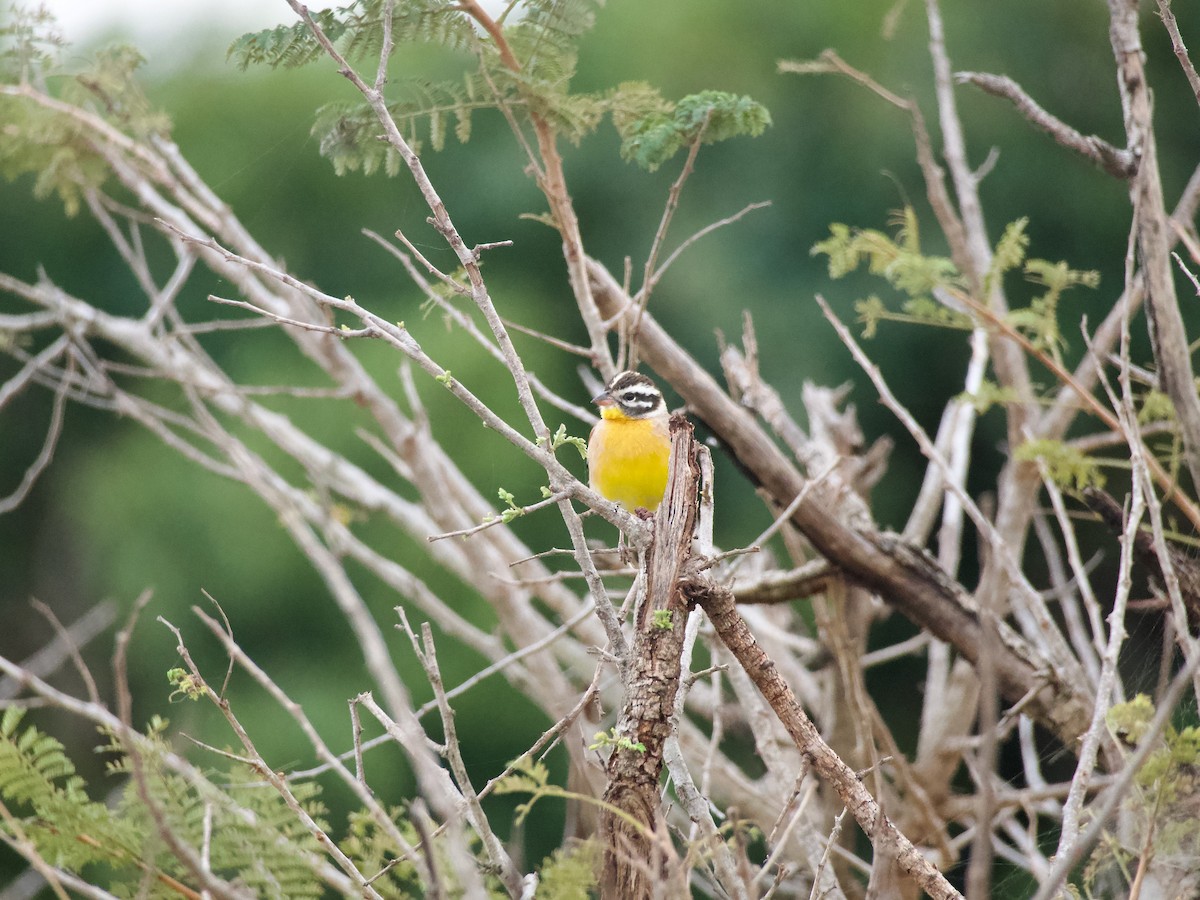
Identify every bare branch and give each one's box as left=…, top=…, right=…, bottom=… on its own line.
left=1156, top=0, right=1200, bottom=107
left=955, top=72, right=1135, bottom=178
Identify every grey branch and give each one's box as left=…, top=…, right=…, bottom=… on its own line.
left=955, top=71, right=1135, bottom=179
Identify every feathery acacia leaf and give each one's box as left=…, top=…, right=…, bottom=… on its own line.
left=228, top=0, right=477, bottom=71
left=615, top=89, right=771, bottom=171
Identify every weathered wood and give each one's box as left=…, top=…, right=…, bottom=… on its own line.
left=598, top=415, right=698, bottom=900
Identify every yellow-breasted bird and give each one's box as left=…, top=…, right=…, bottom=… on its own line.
left=587, top=370, right=671, bottom=512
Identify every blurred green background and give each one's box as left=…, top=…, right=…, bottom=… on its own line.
left=1, top=0, right=1197, bottom=891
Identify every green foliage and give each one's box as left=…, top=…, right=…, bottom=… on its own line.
left=311, top=80, right=494, bottom=175
left=484, top=485, right=527, bottom=525
left=959, top=379, right=1020, bottom=414
left=986, top=216, right=1031, bottom=289
left=614, top=88, right=772, bottom=171
left=1099, top=695, right=1200, bottom=877
left=812, top=212, right=961, bottom=298
left=66, top=44, right=169, bottom=135
left=227, top=0, right=476, bottom=71
left=0, top=14, right=169, bottom=216
left=494, top=753, right=560, bottom=826
left=0, top=2, right=65, bottom=82
left=340, top=808, right=426, bottom=899
left=1014, top=438, right=1104, bottom=491
left=1138, top=389, right=1175, bottom=424
left=813, top=211, right=970, bottom=337
left=588, top=728, right=645, bottom=754
left=1108, top=694, right=1156, bottom=747
left=651, top=609, right=673, bottom=630
left=817, top=213, right=1099, bottom=367
left=536, top=840, right=599, bottom=899
left=0, top=707, right=332, bottom=897
left=0, top=706, right=88, bottom=809
left=1005, top=258, right=1099, bottom=363
left=167, top=666, right=208, bottom=702
left=230, top=0, right=767, bottom=176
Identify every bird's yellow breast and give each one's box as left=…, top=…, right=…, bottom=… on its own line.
left=587, top=412, right=671, bottom=512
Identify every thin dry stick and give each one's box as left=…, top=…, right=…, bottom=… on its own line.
left=816, top=294, right=1087, bottom=688
left=693, top=580, right=962, bottom=900
left=0, top=602, right=115, bottom=702
left=113, top=596, right=253, bottom=900
left=413, top=601, right=597, bottom=719
left=1037, top=474, right=1105, bottom=681
left=649, top=201, right=771, bottom=290
left=954, top=72, right=1134, bottom=178
left=159, top=617, right=387, bottom=899
left=626, top=120, right=709, bottom=370
left=355, top=690, right=516, bottom=899
left=1156, top=0, right=1200, bottom=106
left=0, top=371, right=68, bottom=514
left=187, top=607, right=423, bottom=874
left=396, top=612, right=523, bottom=897
left=1107, top=0, right=1200, bottom=492
left=27, top=599, right=102, bottom=707
left=941, top=281, right=1200, bottom=531
left=0, top=332, right=70, bottom=413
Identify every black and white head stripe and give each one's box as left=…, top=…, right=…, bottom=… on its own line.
left=605, top=371, right=665, bottom=418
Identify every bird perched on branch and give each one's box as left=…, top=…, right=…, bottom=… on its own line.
left=587, top=370, right=671, bottom=513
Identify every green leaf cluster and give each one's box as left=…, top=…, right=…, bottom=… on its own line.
left=229, top=0, right=768, bottom=175
left=494, top=753, right=561, bottom=827
left=813, top=208, right=960, bottom=295
left=1138, top=389, right=1175, bottom=425
left=537, top=423, right=588, bottom=460
left=340, top=808, right=427, bottom=899
left=812, top=210, right=969, bottom=338
left=536, top=840, right=600, bottom=899
left=0, top=3, right=65, bottom=82
left=613, top=86, right=771, bottom=171
left=0, top=707, right=328, bottom=897
left=1014, top=438, right=1105, bottom=491
left=227, top=0, right=476, bottom=72
left=0, top=13, right=170, bottom=217
left=1006, top=257, right=1099, bottom=363
left=815, top=212, right=1098, bottom=357
left=484, top=485, right=526, bottom=525
left=1102, top=695, right=1200, bottom=864
left=958, top=379, right=1020, bottom=414
left=588, top=727, right=645, bottom=753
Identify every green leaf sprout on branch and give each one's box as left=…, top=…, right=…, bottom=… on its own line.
left=1014, top=438, right=1105, bottom=491
left=537, top=423, right=588, bottom=460
left=167, top=667, right=208, bottom=702
left=589, top=728, right=646, bottom=754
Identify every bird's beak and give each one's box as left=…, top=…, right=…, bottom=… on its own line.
left=592, top=390, right=614, bottom=407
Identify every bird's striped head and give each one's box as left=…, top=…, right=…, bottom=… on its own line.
left=593, top=371, right=666, bottom=420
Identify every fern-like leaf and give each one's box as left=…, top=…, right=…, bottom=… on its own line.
left=616, top=89, right=771, bottom=171
left=228, top=0, right=476, bottom=71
